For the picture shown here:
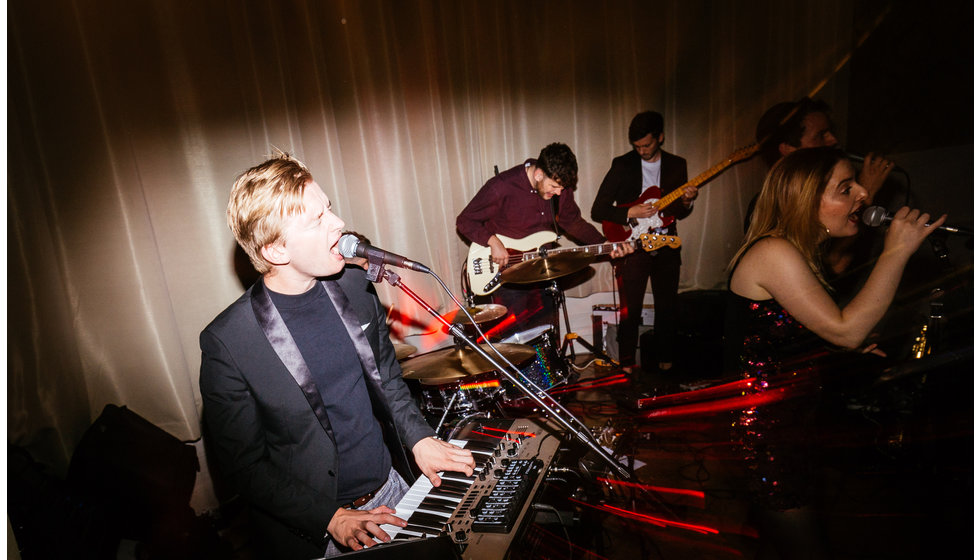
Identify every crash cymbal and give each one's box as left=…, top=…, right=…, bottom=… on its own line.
left=501, top=253, right=596, bottom=284
left=393, top=343, right=417, bottom=361
left=439, top=303, right=508, bottom=331
left=401, top=343, right=537, bottom=383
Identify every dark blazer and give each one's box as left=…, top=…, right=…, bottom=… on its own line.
left=590, top=149, right=690, bottom=235
left=200, top=266, right=433, bottom=556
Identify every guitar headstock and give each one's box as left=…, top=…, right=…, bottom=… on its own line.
left=638, top=233, right=682, bottom=252
left=728, top=143, right=761, bottom=164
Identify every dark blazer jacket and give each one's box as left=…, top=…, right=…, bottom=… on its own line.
left=590, top=149, right=690, bottom=236
left=200, top=266, right=434, bottom=555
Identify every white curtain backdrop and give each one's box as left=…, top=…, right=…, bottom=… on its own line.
left=9, top=0, right=859, bottom=487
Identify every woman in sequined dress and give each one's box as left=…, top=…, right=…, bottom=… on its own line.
left=726, top=147, right=944, bottom=558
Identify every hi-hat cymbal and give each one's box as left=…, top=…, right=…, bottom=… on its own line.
left=401, top=343, right=537, bottom=383
left=393, top=343, right=417, bottom=361
left=501, top=253, right=596, bottom=284
left=439, top=303, right=508, bottom=331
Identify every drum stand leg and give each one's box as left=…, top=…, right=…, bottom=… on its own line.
left=434, top=391, right=460, bottom=439
left=547, top=280, right=619, bottom=367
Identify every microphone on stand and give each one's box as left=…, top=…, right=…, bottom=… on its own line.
left=844, top=151, right=905, bottom=173
left=338, top=234, right=431, bottom=273
left=861, top=206, right=970, bottom=235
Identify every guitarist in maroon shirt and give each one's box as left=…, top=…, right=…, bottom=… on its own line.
left=591, top=111, right=698, bottom=376
left=457, top=143, right=632, bottom=339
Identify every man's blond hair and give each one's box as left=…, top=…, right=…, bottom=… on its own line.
left=228, top=152, right=312, bottom=275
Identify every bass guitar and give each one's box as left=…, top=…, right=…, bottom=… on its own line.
left=466, top=231, right=681, bottom=296
left=602, top=143, right=759, bottom=242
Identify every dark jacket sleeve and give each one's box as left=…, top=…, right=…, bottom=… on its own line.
left=200, top=308, right=339, bottom=541
left=591, top=152, right=638, bottom=225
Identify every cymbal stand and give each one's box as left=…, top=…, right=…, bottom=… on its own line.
left=433, top=390, right=461, bottom=437
left=459, top=260, right=476, bottom=308
left=913, top=232, right=954, bottom=357
left=547, top=280, right=619, bottom=367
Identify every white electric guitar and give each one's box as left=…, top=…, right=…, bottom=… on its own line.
left=466, top=231, right=681, bottom=296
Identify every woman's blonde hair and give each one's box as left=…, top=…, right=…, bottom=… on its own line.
left=730, top=147, right=847, bottom=286
left=227, top=152, right=312, bottom=274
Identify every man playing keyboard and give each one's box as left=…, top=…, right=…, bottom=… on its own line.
left=200, top=153, right=475, bottom=559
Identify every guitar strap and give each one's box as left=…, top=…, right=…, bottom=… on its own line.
left=549, top=196, right=561, bottom=242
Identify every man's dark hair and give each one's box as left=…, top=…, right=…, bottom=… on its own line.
left=628, top=111, right=665, bottom=143
left=756, top=97, right=831, bottom=166
left=537, top=143, right=578, bottom=189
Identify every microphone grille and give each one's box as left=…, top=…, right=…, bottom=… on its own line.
left=337, top=233, right=359, bottom=258
left=862, top=206, right=888, bottom=227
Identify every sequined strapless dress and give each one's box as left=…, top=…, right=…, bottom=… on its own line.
left=726, top=292, right=824, bottom=511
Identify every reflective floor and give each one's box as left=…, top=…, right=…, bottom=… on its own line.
left=504, top=352, right=973, bottom=560
left=212, top=345, right=972, bottom=560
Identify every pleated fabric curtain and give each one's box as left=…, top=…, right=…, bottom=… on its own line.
left=8, top=0, right=853, bottom=506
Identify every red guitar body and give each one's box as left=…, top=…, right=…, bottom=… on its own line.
left=601, top=187, right=675, bottom=243
left=599, top=143, right=762, bottom=243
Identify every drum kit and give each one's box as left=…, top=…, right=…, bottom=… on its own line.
left=397, top=253, right=594, bottom=433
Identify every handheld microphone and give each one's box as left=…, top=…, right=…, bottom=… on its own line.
left=338, top=234, right=431, bottom=273
left=861, top=206, right=970, bottom=235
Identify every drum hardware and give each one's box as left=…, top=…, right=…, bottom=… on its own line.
left=911, top=228, right=958, bottom=358
left=400, top=343, right=537, bottom=381
left=372, top=252, right=640, bottom=487
left=406, top=342, right=536, bottom=432
left=544, top=279, right=619, bottom=367
left=438, top=303, right=508, bottom=333
left=393, top=342, right=418, bottom=361
left=500, top=252, right=596, bottom=285
left=912, top=288, right=945, bottom=359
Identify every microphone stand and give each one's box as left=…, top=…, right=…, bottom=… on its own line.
left=366, top=259, right=636, bottom=482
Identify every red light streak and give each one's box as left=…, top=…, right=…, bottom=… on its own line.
left=480, top=314, right=519, bottom=341
left=636, top=377, right=757, bottom=409
left=548, top=375, right=629, bottom=395
left=474, top=425, right=537, bottom=439
left=641, top=387, right=797, bottom=419
left=569, top=498, right=719, bottom=535
left=459, top=379, right=500, bottom=391
left=638, top=372, right=819, bottom=420
left=595, top=477, right=705, bottom=500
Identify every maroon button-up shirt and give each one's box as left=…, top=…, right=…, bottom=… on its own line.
left=456, top=160, right=605, bottom=247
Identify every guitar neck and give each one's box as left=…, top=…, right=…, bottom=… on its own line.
left=536, top=240, right=628, bottom=259
left=653, top=149, right=758, bottom=211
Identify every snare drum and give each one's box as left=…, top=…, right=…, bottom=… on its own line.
left=501, top=325, right=567, bottom=392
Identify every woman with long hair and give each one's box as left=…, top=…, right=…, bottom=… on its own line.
left=726, top=146, right=944, bottom=558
